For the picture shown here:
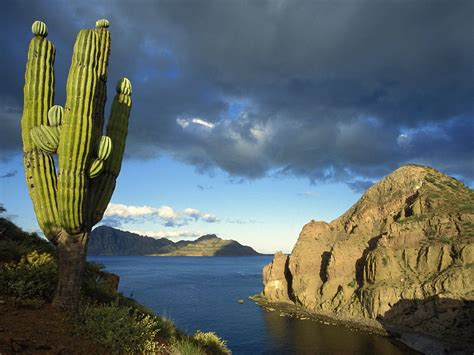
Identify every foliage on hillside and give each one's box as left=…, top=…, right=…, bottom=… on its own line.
left=0, top=214, right=231, bottom=354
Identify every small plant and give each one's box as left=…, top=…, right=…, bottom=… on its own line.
left=173, top=339, right=206, bottom=355
left=396, top=214, right=428, bottom=224
left=81, top=262, right=119, bottom=304
left=73, top=303, right=159, bottom=354
left=438, top=236, right=451, bottom=245
left=347, top=279, right=357, bottom=288
left=192, top=331, right=231, bottom=355
left=156, top=315, right=179, bottom=341
left=15, top=298, right=46, bottom=309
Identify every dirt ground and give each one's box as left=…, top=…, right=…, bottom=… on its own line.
left=0, top=296, right=108, bottom=354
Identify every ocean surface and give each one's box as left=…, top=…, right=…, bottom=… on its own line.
left=88, top=256, right=415, bottom=354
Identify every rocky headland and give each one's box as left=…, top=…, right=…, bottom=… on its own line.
left=260, top=165, right=474, bottom=353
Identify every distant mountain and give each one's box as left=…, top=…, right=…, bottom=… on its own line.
left=88, top=226, right=261, bottom=256
left=156, top=234, right=261, bottom=256
left=88, top=226, right=173, bottom=255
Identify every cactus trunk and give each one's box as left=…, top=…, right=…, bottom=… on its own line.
left=21, top=19, right=132, bottom=311
left=52, top=230, right=89, bottom=311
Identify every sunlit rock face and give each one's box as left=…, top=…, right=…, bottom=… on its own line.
left=262, top=165, right=474, bottom=345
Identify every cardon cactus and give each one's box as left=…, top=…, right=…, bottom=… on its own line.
left=21, top=19, right=132, bottom=310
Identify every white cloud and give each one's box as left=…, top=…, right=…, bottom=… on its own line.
left=104, top=203, right=219, bottom=226
left=131, top=229, right=202, bottom=239
left=192, top=118, right=215, bottom=129
left=105, top=203, right=178, bottom=222
left=177, top=117, right=215, bottom=129
left=183, top=207, right=201, bottom=218
left=201, top=213, right=218, bottom=223
left=184, top=207, right=219, bottom=223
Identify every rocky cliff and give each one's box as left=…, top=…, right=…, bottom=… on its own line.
left=262, top=165, right=474, bottom=350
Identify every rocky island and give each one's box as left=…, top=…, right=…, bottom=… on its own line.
left=259, top=165, right=474, bottom=353
left=88, top=227, right=261, bottom=256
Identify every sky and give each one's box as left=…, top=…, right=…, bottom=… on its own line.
left=1, top=0, right=473, bottom=254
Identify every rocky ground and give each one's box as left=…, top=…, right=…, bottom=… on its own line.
left=261, top=165, right=474, bottom=353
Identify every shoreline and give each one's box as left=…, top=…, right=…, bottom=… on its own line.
left=250, top=294, right=473, bottom=354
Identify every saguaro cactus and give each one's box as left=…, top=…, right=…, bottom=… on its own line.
left=21, top=19, right=132, bottom=310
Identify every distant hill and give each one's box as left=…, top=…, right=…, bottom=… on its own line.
left=88, top=226, right=261, bottom=256
left=88, top=226, right=173, bottom=255
left=155, top=234, right=261, bottom=256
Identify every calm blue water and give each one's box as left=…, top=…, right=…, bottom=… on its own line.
left=88, top=256, right=413, bottom=354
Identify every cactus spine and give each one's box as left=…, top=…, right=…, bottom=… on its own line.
left=21, top=20, right=132, bottom=310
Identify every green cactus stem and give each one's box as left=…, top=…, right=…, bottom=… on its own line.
left=90, top=78, right=132, bottom=224
left=57, top=29, right=100, bottom=234
left=21, top=19, right=132, bottom=310
left=22, top=20, right=59, bottom=238
left=92, top=20, right=111, bottom=148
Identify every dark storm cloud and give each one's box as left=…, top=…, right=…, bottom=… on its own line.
left=1, top=0, right=473, bottom=185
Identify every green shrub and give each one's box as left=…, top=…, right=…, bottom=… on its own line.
left=0, top=217, right=54, bottom=264
left=156, top=315, right=179, bottom=341
left=73, top=303, right=159, bottom=354
left=192, top=331, right=231, bottom=355
left=0, top=251, right=57, bottom=301
left=82, top=262, right=118, bottom=304
left=173, top=338, right=205, bottom=355
left=15, top=298, right=46, bottom=309
left=117, top=293, right=156, bottom=316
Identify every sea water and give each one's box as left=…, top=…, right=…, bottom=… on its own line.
left=88, top=256, right=416, bottom=354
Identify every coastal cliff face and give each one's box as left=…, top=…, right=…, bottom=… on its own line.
left=262, top=165, right=474, bottom=346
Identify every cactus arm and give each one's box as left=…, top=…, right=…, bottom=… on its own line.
left=21, top=21, right=60, bottom=240
left=57, top=29, right=100, bottom=234
left=92, top=20, right=111, bottom=146
left=90, top=78, right=132, bottom=225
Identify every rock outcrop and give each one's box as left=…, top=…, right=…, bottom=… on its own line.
left=261, top=165, right=474, bottom=349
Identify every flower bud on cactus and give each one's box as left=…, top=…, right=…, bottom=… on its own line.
left=30, top=125, right=60, bottom=153
left=95, top=19, right=110, bottom=29
left=116, top=77, right=132, bottom=95
left=32, top=20, right=48, bottom=37
left=89, top=159, right=104, bottom=178
left=98, top=136, right=112, bottom=160
left=48, top=105, right=63, bottom=126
